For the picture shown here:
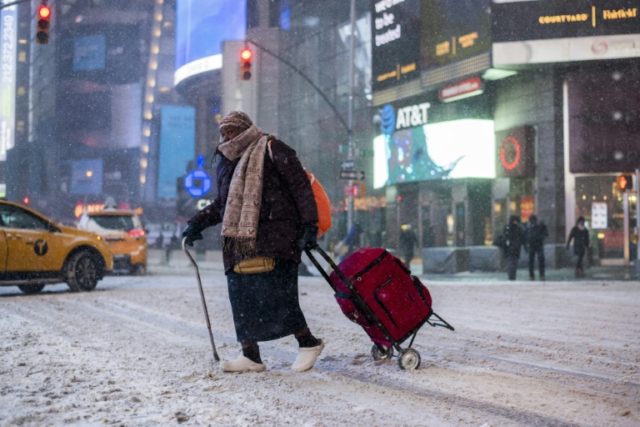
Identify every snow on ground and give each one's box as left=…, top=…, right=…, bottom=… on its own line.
left=1, top=271, right=639, bottom=426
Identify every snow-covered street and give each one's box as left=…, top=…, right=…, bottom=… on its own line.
left=1, top=271, right=639, bottom=426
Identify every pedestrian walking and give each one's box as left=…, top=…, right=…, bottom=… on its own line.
left=525, top=215, right=548, bottom=280
left=155, top=232, right=164, bottom=249
left=398, top=224, right=418, bottom=267
left=502, top=215, right=525, bottom=281
left=182, top=111, right=324, bottom=373
left=566, top=216, right=590, bottom=278
left=335, top=222, right=362, bottom=261
left=165, top=235, right=178, bottom=265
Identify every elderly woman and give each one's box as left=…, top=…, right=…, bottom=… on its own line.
left=183, top=111, right=324, bottom=373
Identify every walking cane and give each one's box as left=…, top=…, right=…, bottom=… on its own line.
left=182, top=237, right=220, bottom=362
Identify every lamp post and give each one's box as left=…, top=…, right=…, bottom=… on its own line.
left=636, top=169, right=640, bottom=275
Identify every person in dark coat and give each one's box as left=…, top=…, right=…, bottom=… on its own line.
left=182, top=111, right=324, bottom=373
left=566, top=216, right=590, bottom=278
left=503, top=215, right=525, bottom=281
left=398, top=224, right=418, bottom=267
left=525, top=215, right=548, bottom=281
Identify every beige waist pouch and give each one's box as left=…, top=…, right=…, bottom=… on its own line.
left=233, top=256, right=276, bottom=274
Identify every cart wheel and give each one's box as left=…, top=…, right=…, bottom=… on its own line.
left=398, top=349, right=421, bottom=370
left=371, top=344, right=393, bottom=361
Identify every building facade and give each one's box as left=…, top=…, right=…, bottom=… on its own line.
left=172, top=0, right=639, bottom=268
left=5, top=0, right=182, bottom=225
left=368, top=0, right=640, bottom=270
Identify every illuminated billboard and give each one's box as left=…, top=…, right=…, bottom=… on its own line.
left=73, top=35, right=106, bottom=72
left=0, top=5, right=17, bottom=161
left=157, top=105, right=195, bottom=199
left=421, top=0, right=491, bottom=69
left=371, top=0, right=421, bottom=91
left=373, top=118, right=495, bottom=188
left=60, top=26, right=142, bottom=84
left=492, top=0, right=640, bottom=65
left=175, top=0, right=246, bottom=85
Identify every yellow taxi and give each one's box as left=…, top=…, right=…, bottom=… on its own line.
left=77, top=208, right=148, bottom=275
left=0, top=200, right=113, bottom=294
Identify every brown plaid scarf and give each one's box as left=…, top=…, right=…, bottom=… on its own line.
left=217, top=125, right=268, bottom=256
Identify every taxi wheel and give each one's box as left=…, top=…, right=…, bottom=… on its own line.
left=18, top=284, right=45, bottom=294
left=66, top=251, right=100, bottom=292
left=131, top=264, right=146, bottom=276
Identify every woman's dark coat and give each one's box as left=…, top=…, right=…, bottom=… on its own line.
left=188, top=137, right=318, bottom=272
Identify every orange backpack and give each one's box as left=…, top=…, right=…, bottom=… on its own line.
left=306, top=171, right=332, bottom=237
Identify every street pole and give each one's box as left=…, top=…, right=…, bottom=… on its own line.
left=636, top=169, right=640, bottom=273
left=0, top=0, right=30, bottom=11
left=623, top=190, right=630, bottom=265
left=346, top=0, right=356, bottom=231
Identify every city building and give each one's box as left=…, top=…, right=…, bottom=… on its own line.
left=245, top=0, right=376, bottom=244
left=370, top=0, right=640, bottom=269
left=4, top=0, right=182, bottom=225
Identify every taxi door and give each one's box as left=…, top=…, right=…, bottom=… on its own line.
left=0, top=229, right=6, bottom=274
left=1, top=205, right=65, bottom=273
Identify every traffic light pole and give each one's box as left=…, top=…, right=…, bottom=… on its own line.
left=245, top=39, right=349, bottom=134
left=0, top=0, right=31, bottom=10
left=0, top=0, right=31, bottom=11
left=636, top=169, right=640, bottom=271
left=247, top=0, right=358, bottom=230
left=623, top=190, right=630, bottom=264
left=346, top=0, right=356, bottom=231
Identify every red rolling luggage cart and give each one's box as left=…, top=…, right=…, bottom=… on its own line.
left=305, top=246, right=454, bottom=370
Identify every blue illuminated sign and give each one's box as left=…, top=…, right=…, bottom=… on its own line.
left=185, top=155, right=212, bottom=198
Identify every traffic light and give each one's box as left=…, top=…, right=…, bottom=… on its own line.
left=617, top=174, right=633, bottom=192
left=240, top=47, right=252, bottom=80
left=36, top=3, right=51, bottom=45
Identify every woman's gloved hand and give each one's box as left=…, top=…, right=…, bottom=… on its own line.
left=297, top=225, right=318, bottom=250
left=182, top=223, right=204, bottom=246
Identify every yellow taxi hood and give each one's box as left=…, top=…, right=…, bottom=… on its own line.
left=59, top=224, right=106, bottom=240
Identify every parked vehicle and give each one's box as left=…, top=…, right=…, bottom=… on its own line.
left=0, top=200, right=113, bottom=294
left=77, top=209, right=147, bottom=275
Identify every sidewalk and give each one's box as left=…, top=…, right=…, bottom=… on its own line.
left=148, top=249, right=640, bottom=282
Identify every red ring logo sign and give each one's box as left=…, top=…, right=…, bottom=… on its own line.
left=499, top=135, right=521, bottom=171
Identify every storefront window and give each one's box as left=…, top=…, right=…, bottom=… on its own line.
left=575, top=176, right=636, bottom=260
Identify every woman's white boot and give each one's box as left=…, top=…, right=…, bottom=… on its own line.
left=221, top=355, right=266, bottom=373
left=292, top=340, right=325, bottom=372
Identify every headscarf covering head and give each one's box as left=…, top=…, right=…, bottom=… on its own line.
left=219, top=111, right=253, bottom=134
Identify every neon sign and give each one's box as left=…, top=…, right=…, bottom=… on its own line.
left=499, top=135, right=522, bottom=171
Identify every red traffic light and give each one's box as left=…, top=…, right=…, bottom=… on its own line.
left=36, top=4, right=51, bottom=45
left=240, top=48, right=252, bottom=61
left=239, top=47, right=252, bottom=80
left=617, top=174, right=633, bottom=191
left=38, top=5, right=51, bottom=19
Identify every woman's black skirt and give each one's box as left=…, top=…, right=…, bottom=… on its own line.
left=227, top=260, right=308, bottom=342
